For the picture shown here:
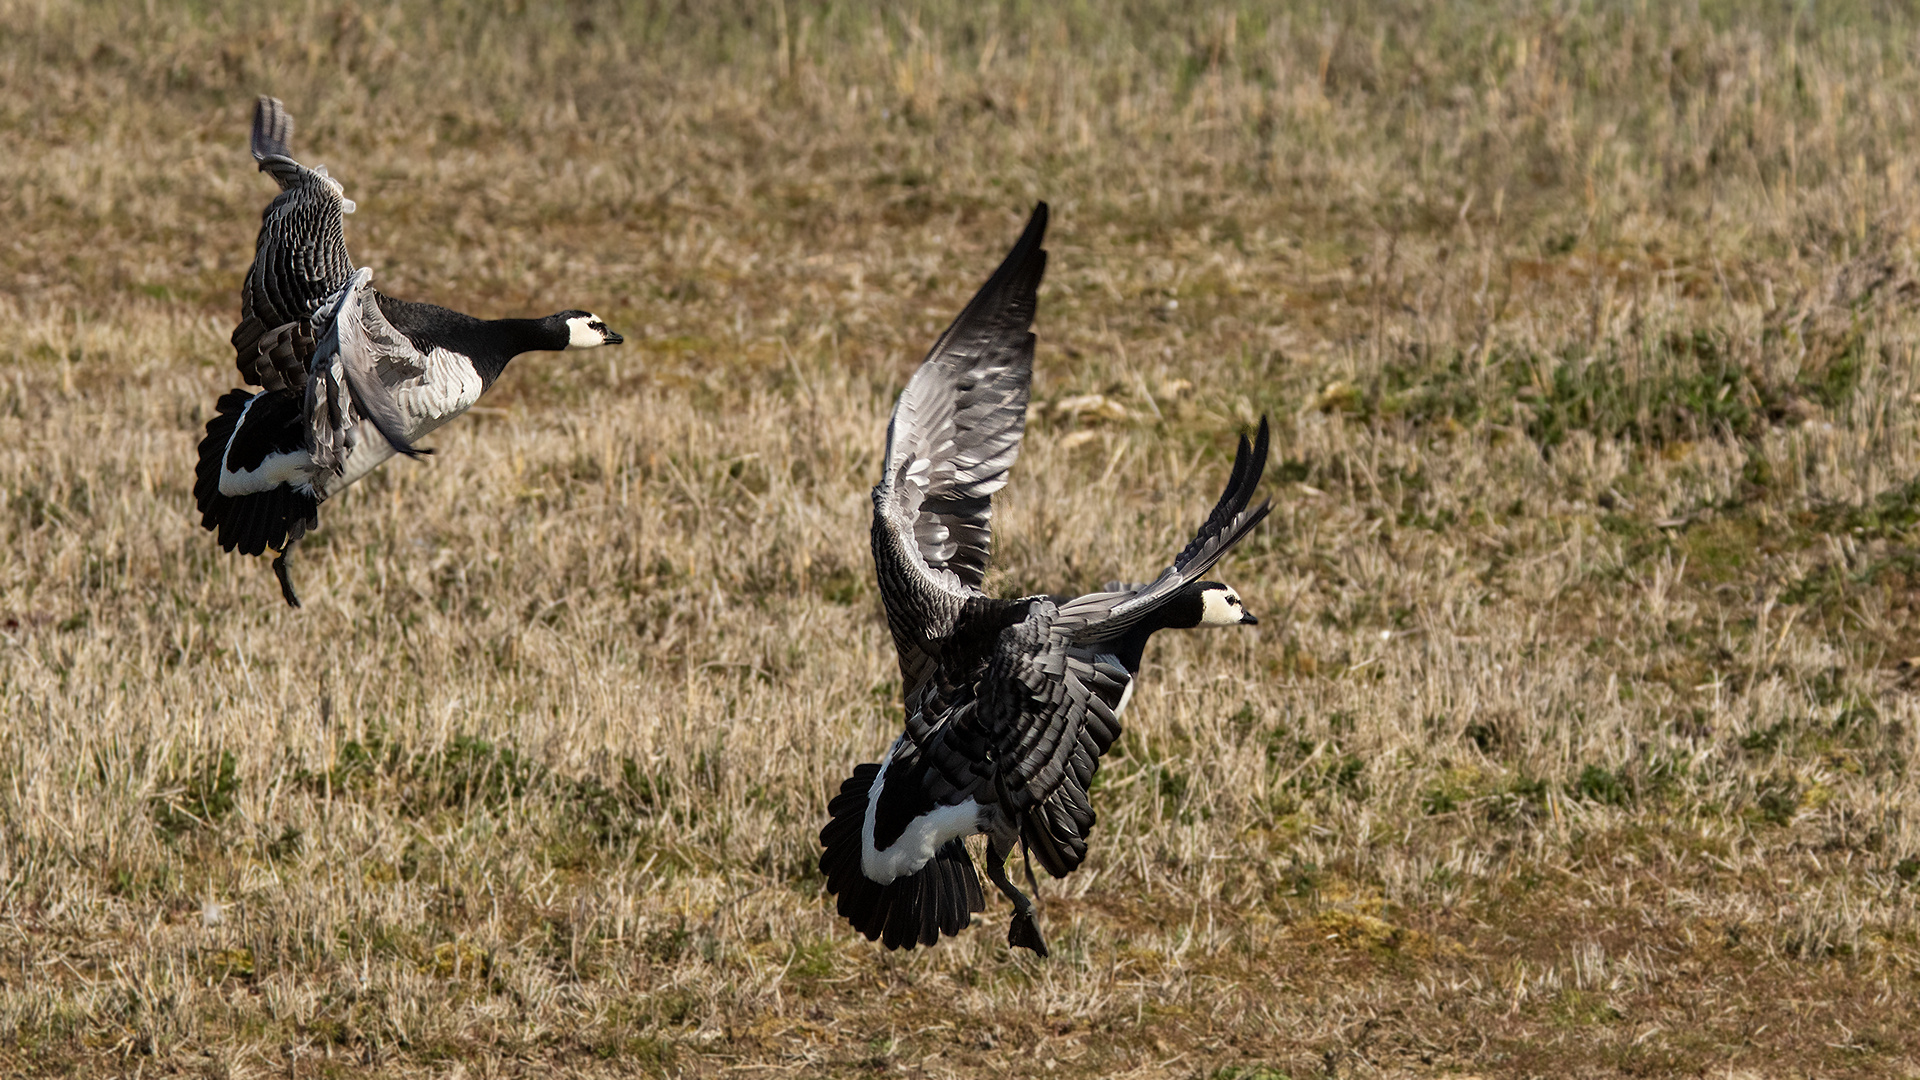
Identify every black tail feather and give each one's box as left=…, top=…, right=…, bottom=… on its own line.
left=819, top=763, right=984, bottom=949
left=194, top=389, right=319, bottom=557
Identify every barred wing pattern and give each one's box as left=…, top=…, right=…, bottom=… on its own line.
left=871, top=203, right=1048, bottom=702
left=231, top=96, right=357, bottom=391
left=1002, top=607, right=1133, bottom=877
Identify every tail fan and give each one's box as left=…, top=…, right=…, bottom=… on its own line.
left=194, top=389, right=318, bottom=557
left=819, top=763, right=985, bottom=949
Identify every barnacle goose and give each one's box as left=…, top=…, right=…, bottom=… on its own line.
left=193, top=97, right=624, bottom=607
left=818, top=203, right=1270, bottom=956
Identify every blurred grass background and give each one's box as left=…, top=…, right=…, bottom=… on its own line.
left=5, top=1, right=1920, bottom=1076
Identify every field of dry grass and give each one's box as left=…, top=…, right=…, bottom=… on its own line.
left=5, top=1, right=1920, bottom=1076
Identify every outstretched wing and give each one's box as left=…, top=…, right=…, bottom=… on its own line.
left=1074, top=417, right=1272, bottom=644
left=232, top=96, right=358, bottom=391
left=993, top=418, right=1274, bottom=876
left=305, top=269, right=430, bottom=472
left=871, top=203, right=1048, bottom=700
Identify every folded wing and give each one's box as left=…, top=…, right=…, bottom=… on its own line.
left=305, top=269, right=430, bottom=472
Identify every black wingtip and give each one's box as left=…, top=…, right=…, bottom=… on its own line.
left=1214, top=414, right=1271, bottom=520
left=1012, top=202, right=1048, bottom=268
left=984, top=200, right=1050, bottom=288
left=1021, top=201, right=1049, bottom=245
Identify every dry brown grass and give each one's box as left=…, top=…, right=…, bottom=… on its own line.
left=5, top=1, right=1920, bottom=1076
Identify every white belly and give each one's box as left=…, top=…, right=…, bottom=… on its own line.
left=860, top=739, right=983, bottom=885
left=318, top=347, right=483, bottom=498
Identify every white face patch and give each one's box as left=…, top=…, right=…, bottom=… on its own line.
left=566, top=315, right=612, bottom=349
left=1199, top=586, right=1249, bottom=627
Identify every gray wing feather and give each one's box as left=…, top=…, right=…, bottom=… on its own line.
left=872, top=204, right=1049, bottom=695
left=232, top=97, right=358, bottom=389
left=306, top=270, right=429, bottom=472
left=990, top=609, right=1132, bottom=876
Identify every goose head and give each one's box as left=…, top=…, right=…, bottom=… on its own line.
left=1191, top=581, right=1258, bottom=627
left=551, top=311, right=624, bottom=349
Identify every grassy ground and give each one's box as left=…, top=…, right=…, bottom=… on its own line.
left=4, top=1, right=1920, bottom=1076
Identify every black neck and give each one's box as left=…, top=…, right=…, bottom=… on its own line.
left=374, top=294, right=567, bottom=387
left=466, top=318, right=567, bottom=384
left=1111, top=585, right=1207, bottom=673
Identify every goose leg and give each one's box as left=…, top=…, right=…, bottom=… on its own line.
left=272, top=542, right=302, bottom=609
left=984, top=837, right=1049, bottom=957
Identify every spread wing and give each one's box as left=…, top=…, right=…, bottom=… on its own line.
left=305, top=269, right=430, bottom=472
left=1074, top=416, right=1272, bottom=644
left=231, top=96, right=358, bottom=391
left=996, top=418, right=1273, bottom=876
left=871, top=203, right=1048, bottom=700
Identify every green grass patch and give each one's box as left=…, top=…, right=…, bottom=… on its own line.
left=150, top=749, right=239, bottom=839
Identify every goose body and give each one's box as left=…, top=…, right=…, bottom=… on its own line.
left=819, top=204, right=1271, bottom=955
left=194, top=97, right=622, bottom=607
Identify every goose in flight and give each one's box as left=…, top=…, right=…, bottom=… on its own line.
left=193, top=97, right=623, bottom=607
left=819, top=203, right=1270, bottom=956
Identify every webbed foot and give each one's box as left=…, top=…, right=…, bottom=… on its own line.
left=1007, top=910, right=1050, bottom=957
